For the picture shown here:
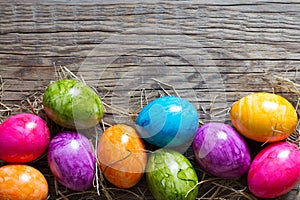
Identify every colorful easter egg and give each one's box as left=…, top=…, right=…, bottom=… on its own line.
left=98, top=124, right=147, bottom=188
left=136, top=96, right=199, bottom=147
left=0, top=164, right=48, bottom=200
left=0, top=113, right=50, bottom=163
left=43, top=79, right=104, bottom=129
left=47, top=131, right=96, bottom=191
left=248, top=142, right=300, bottom=198
left=146, top=149, right=198, bottom=200
left=193, top=122, right=251, bottom=178
left=230, top=92, right=298, bottom=142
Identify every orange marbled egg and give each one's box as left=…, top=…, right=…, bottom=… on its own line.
left=230, top=92, right=298, bottom=143
left=0, top=165, right=48, bottom=200
left=97, top=124, right=147, bottom=188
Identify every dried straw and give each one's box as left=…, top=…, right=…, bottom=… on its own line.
left=1, top=66, right=299, bottom=200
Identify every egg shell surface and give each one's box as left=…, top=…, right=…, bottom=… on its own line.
left=0, top=113, right=50, bottom=163
left=248, top=142, right=300, bottom=198
left=97, top=124, right=147, bottom=188
left=0, top=164, right=48, bottom=200
left=146, top=149, right=198, bottom=200
left=136, top=96, right=199, bottom=147
left=43, top=79, right=104, bottom=129
left=47, top=131, right=96, bottom=191
left=193, top=122, right=251, bottom=178
left=230, top=92, right=298, bottom=142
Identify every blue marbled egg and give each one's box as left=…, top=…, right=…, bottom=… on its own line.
left=136, top=96, right=199, bottom=147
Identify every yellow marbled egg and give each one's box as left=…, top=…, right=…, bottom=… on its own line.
left=230, top=92, right=298, bottom=143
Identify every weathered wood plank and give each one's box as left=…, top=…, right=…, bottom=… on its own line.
left=0, top=1, right=300, bottom=200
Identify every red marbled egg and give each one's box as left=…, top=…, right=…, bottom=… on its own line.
left=0, top=113, right=50, bottom=163
left=248, top=142, right=300, bottom=198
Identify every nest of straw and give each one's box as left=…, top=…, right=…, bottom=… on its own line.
left=0, top=66, right=299, bottom=200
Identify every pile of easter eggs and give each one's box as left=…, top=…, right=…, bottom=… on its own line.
left=0, top=78, right=299, bottom=200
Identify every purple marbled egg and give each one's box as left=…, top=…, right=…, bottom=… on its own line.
left=48, top=131, right=96, bottom=191
left=193, top=122, right=251, bottom=178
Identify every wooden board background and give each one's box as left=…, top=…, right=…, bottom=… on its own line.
left=0, top=1, right=299, bottom=199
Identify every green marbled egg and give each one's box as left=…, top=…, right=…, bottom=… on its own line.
left=43, top=79, right=104, bottom=129
left=146, top=149, right=199, bottom=200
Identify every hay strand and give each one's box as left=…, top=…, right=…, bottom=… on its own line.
left=1, top=65, right=299, bottom=200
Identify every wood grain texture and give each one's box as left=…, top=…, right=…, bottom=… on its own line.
left=0, top=1, right=299, bottom=200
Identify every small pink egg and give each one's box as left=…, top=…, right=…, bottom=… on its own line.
left=0, top=113, right=50, bottom=163
left=248, top=142, right=300, bottom=198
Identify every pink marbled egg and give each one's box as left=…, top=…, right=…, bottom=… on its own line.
left=0, top=113, right=50, bottom=163
left=248, top=142, right=300, bottom=198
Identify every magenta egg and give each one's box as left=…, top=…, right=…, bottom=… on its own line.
left=47, top=131, right=96, bottom=191
left=193, top=122, right=251, bottom=178
left=0, top=113, right=50, bottom=163
left=248, top=142, right=300, bottom=198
